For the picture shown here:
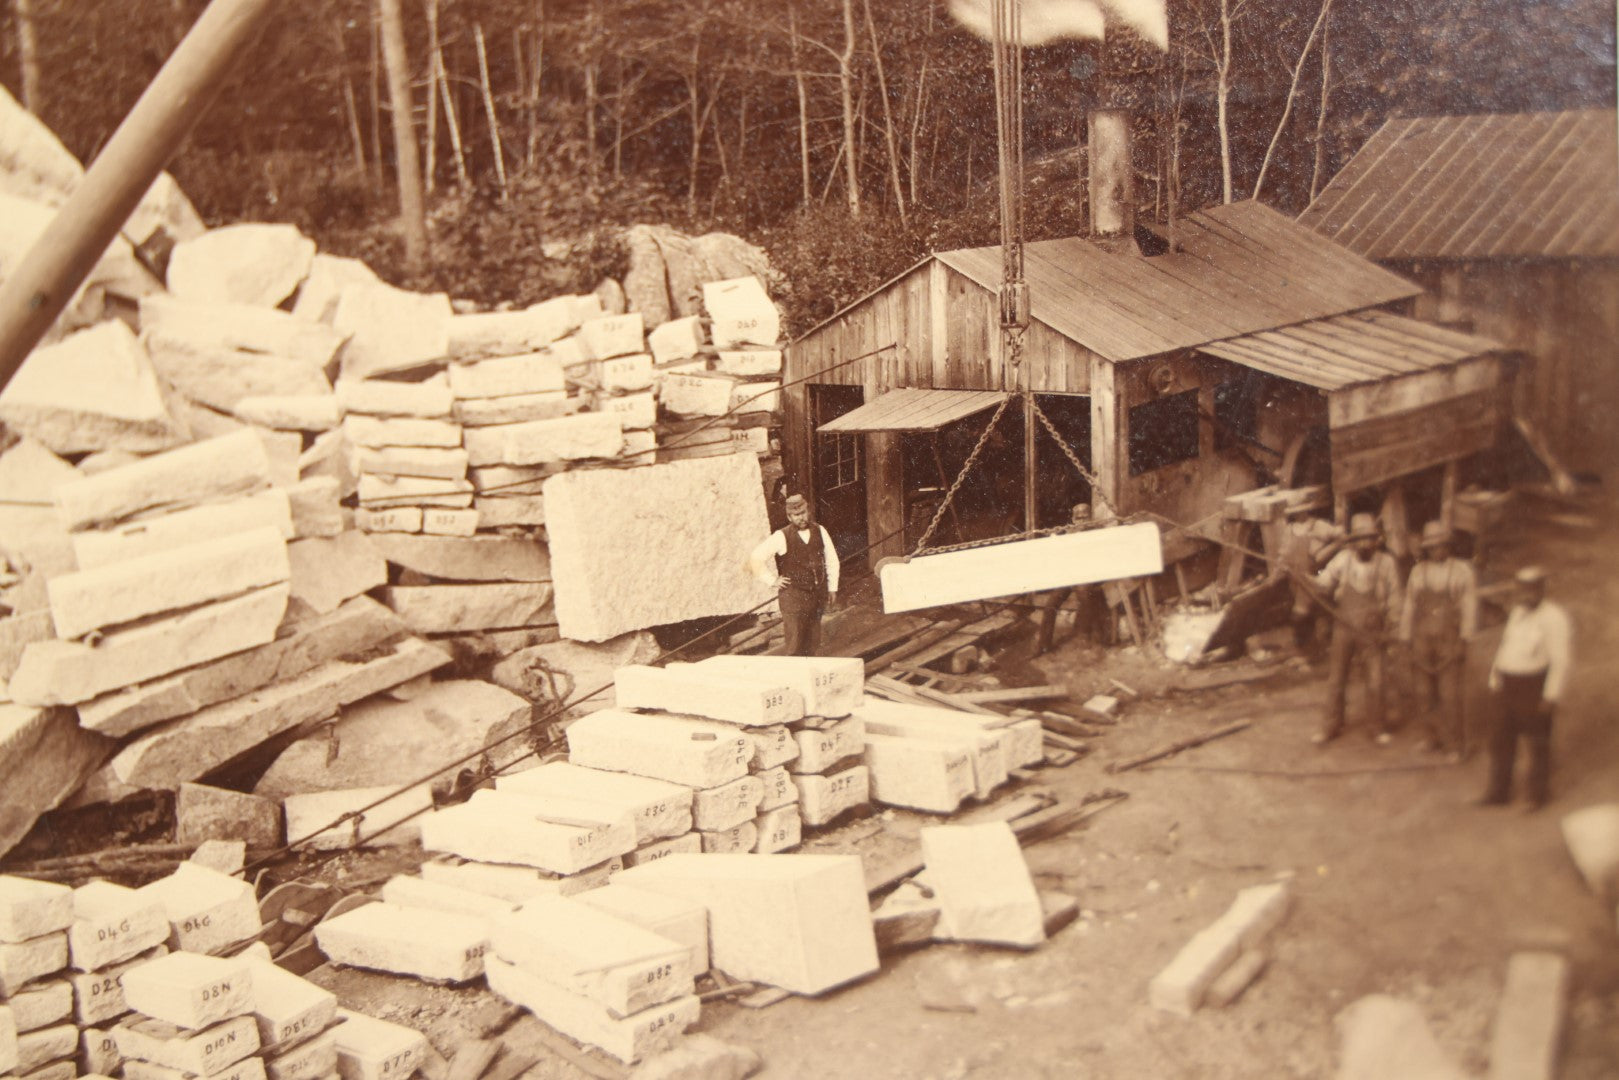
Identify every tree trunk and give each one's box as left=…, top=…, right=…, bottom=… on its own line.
left=436, top=46, right=469, bottom=188
left=584, top=0, right=599, bottom=185
left=1216, top=0, right=1233, bottom=204
left=838, top=0, right=860, bottom=217
left=474, top=23, right=508, bottom=200
left=14, top=0, right=42, bottom=114
left=332, top=17, right=369, bottom=175
left=1253, top=0, right=1333, bottom=202
left=908, top=56, right=929, bottom=206
left=378, top=0, right=428, bottom=273
left=423, top=0, right=439, bottom=193
left=527, top=0, right=544, bottom=168
left=861, top=0, right=905, bottom=224
left=789, top=3, right=812, bottom=209
left=1311, top=20, right=1333, bottom=201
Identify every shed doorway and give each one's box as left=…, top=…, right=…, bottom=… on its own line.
left=809, top=384, right=868, bottom=560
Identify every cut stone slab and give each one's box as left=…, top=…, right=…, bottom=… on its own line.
left=166, top=223, right=315, bottom=308
left=578, top=314, right=645, bottom=361
left=353, top=447, right=468, bottom=481
left=623, top=834, right=702, bottom=869
left=334, top=283, right=452, bottom=380
left=368, top=534, right=549, bottom=583
left=1561, top=804, right=1619, bottom=903
left=420, top=789, right=636, bottom=875
left=0, top=706, right=112, bottom=858
left=291, top=253, right=381, bottom=324
left=496, top=763, right=692, bottom=844
left=484, top=956, right=696, bottom=1066
left=0, top=322, right=186, bottom=456
left=137, top=863, right=261, bottom=955
left=447, top=354, right=564, bottom=399
left=463, top=413, right=623, bottom=468
left=253, top=427, right=302, bottom=489
left=754, top=767, right=797, bottom=813
left=691, top=656, right=863, bottom=718
left=49, top=526, right=289, bottom=640
left=234, top=396, right=341, bottom=433
left=469, top=463, right=563, bottom=494
left=315, top=902, right=488, bottom=984
left=379, top=875, right=515, bottom=923
left=748, top=727, right=798, bottom=771
left=19, top=1058, right=76, bottom=1080
left=256, top=678, right=531, bottom=799
left=545, top=454, right=772, bottom=641
left=647, top=317, right=704, bottom=366
left=72, top=490, right=293, bottom=570
left=0, top=931, right=66, bottom=996
left=862, top=733, right=976, bottom=814
left=730, top=381, right=779, bottom=414
left=600, top=355, right=654, bottom=393
left=492, top=896, right=692, bottom=1016
left=146, top=335, right=331, bottom=414
left=921, top=822, right=1043, bottom=948
left=1149, top=882, right=1292, bottom=1016
left=287, top=534, right=386, bottom=616
left=1488, top=952, right=1568, bottom=1080
left=445, top=309, right=571, bottom=360
left=1204, top=948, right=1268, bottom=1008
left=0, top=439, right=82, bottom=577
left=691, top=775, right=764, bottom=833
left=112, top=1014, right=259, bottom=1076
left=419, top=857, right=621, bottom=904
left=54, top=430, right=272, bottom=533
left=79, top=596, right=405, bottom=739
left=139, top=296, right=345, bottom=368
left=1335, top=995, right=1468, bottom=1080
left=126, top=1056, right=267, bottom=1080
left=356, top=474, right=472, bottom=507
left=335, top=375, right=453, bottom=419
left=597, top=390, right=656, bottom=431
left=0, top=608, right=54, bottom=682
left=863, top=700, right=1044, bottom=771
left=730, top=428, right=769, bottom=456
left=712, top=350, right=781, bottom=377
left=282, top=785, right=433, bottom=851
left=859, top=701, right=1009, bottom=799
left=702, top=278, right=779, bottom=349
left=288, top=478, right=346, bottom=539
left=264, top=1027, right=336, bottom=1080
left=490, top=632, right=658, bottom=715
left=628, top=1034, right=761, bottom=1080
left=454, top=391, right=574, bottom=427
left=80, top=1023, right=123, bottom=1076
left=616, top=853, right=877, bottom=996
left=67, top=881, right=169, bottom=972
left=10, top=979, right=71, bottom=1031
left=574, top=885, right=709, bottom=977
left=15, top=1023, right=74, bottom=1074
left=188, top=839, right=246, bottom=875
left=699, top=822, right=757, bottom=854
left=120, top=951, right=254, bottom=1030
left=471, top=498, right=547, bottom=529
left=658, top=373, right=735, bottom=418
left=566, top=709, right=755, bottom=789
left=342, top=416, right=462, bottom=450
left=106, top=637, right=449, bottom=788
left=614, top=666, right=803, bottom=728
left=789, top=716, right=867, bottom=775
left=753, top=805, right=801, bottom=854
left=66, top=945, right=166, bottom=1025
left=422, top=509, right=478, bottom=537
left=792, top=765, right=869, bottom=827
left=330, top=1008, right=427, bottom=1080
left=382, top=583, right=553, bottom=633
left=0, top=876, right=72, bottom=944
left=354, top=509, right=422, bottom=534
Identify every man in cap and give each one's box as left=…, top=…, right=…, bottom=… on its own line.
left=1312, top=512, right=1403, bottom=745
left=1399, top=520, right=1478, bottom=759
left=747, top=491, right=839, bottom=656
left=1480, top=565, right=1573, bottom=810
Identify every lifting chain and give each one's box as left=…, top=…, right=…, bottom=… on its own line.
left=911, top=393, right=1013, bottom=556
left=1028, top=392, right=1117, bottom=520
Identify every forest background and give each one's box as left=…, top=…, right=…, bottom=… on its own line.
left=3, top=0, right=1614, bottom=333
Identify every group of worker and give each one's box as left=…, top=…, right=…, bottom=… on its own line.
left=1282, top=505, right=1573, bottom=810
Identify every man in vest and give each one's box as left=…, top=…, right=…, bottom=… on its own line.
left=1312, top=512, right=1403, bottom=746
left=1399, top=520, right=1478, bottom=760
left=747, top=492, right=839, bottom=656
left=1480, top=565, right=1573, bottom=811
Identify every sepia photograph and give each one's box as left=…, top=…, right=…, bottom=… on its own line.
left=0, top=0, right=1614, bottom=1076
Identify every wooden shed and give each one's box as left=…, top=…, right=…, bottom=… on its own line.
left=1298, top=109, right=1619, bottom=478
left=783, top=199, right=1518, bottom=570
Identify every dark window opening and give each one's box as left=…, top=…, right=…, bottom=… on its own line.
left=1213, top=377, right=1262, bottom=452
left=1129, top=389, right=1200, bottom=475
left=813, top=386, right=864, bottom=492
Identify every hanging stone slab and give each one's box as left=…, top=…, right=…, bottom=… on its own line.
left=0, top=322, right=187, bottom=456
left=166, top=223, right=316, bottom=308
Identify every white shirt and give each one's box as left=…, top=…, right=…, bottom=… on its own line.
left=1491, top=600, right=1574, bottom=702
left=747, top=525, right=840, bottom=595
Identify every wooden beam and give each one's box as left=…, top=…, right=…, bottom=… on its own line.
left=954, top=684, right=1068, bottom=704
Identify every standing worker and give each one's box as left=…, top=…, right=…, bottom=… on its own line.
left=1480, top=566, right=1573, bottom=811
left=1269, top=504, right=1344, bottom=658
left=1399, top=521, right=1478, bottom=760
left=747, top=492, right=839, bottom=657
left=1312, top=513, right=1403, bottom=746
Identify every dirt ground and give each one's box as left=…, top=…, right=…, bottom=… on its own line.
left=309, top=495, right=1619, bottom=1080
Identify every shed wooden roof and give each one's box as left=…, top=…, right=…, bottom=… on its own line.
left=818, top=388, right=1007, bottom=433
left=937, top=200, right=1419, bottom=363
left=1298, top=110, right=1619, bottom=260
left=1197, top=310, right=1512, bottom=392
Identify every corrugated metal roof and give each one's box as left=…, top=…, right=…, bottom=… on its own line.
left=937, top=200, right=1420, bottom=362
left=1197, top=310, right=1511, bottom=391
left=817, top=388, right=1007, bottom=433
left=1298, top=110, right=1619, bottom=260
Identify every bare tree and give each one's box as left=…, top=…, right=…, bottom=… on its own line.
left=838, top=0, right=860, bottom=216
left=1310, top=16, right=1333, bottom=201
left=474, top=23, right=508, bottom=200
left=1252, top=0, right=1333, bottom=202
left=788, top=2, right=812, bottom=209
left=861, top=0, right=905, bottom=224
left=423, top=0, right=439, bottom=193
left=13, top=0, right=41, bottom=113
left=1193, top=0, right=1248, bottom=203
left=378, top=0, right=429, bottom=272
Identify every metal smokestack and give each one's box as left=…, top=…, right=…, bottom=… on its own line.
left=1087, top=108, right=1138, bottom=253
